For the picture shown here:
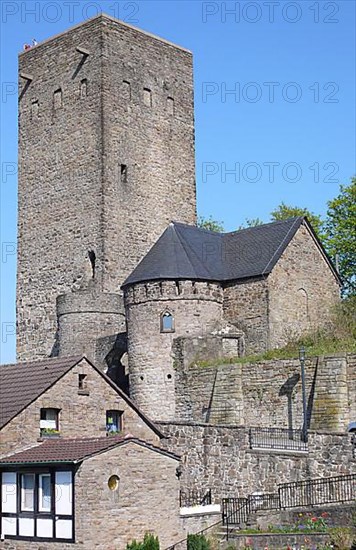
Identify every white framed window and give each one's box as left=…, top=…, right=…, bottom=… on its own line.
left=38, top=474, right=51, bottom=512
left=21, top=473, right=35, bottom=511
left=40, top=408, right=60, bottom=436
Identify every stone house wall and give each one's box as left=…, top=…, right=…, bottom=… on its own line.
left=0, top=359, right=160, bottom=457
left=17, top=14, right=196, bottom=362
left=223, top=278, right=269, bottom=354
left=267, top=223, right=340, bottom=349
left=0, top=441, right=182, bottom=550
left=158, top=422, right=355, bottom=500
left=125, top=281, right=223, bottom=421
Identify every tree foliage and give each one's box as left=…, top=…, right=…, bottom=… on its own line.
left=324, top=177, right=356, bottom=295
left=237, top=217, right=264, bottom=230
left=197, top=215, right=224, bottom=233
left=270, top=202, right=324, bottom=240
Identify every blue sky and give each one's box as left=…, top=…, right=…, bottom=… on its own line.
left=0, top=0, right=355, bottom=363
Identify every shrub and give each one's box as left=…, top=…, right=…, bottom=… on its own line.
left=187, top=533, right=211, bottom=550
left=126, top=533, right=160, bottom=550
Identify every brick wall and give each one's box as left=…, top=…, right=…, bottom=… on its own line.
left=17, top=14, right=196, bottom=361
left=0, top=359, right=159, bottom=457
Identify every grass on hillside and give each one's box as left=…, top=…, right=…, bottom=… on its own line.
left=193, top=297, right=356, bottom=367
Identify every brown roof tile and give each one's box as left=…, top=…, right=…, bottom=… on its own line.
left=0, top=436, right=180, bottom=464
left=0, top=356, right=83, bottom=429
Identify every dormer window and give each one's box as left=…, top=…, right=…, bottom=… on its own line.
left=40, top=408, right=60, bottom=437
left=161, top=311, right=175, bottom=333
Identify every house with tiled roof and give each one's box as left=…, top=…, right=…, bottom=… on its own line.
left=0, top=356, right=183, bottom=547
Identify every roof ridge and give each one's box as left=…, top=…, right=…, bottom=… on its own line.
left=261, top=217, right=303, bottom=275
left=225, top=216, right=303, bottom=237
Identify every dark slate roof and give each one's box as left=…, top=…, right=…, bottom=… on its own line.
left=123, top=217, right=307, bottom=287
left=0, top=436, right=180, bottom=465
left=0, top=356, right=83, bottom=429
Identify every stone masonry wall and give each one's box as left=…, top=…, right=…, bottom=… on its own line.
left=125, top=281, right=223, bottom=421
left=17, top=14, right=196, bottom=362
left=158, top=422, right=355, bottom=500
left=17, top=17, right=105, bottom=361
left=173, top=352, right=354, bottom=432
left=56, top=286, right=125, bottom=370
left=0, top=358, right=159, bottom=457
left=268, top=222, right=341, bottom=348
left=0, top=441, right=182, bottom=550
left=223, top=278, right=269, bottom=354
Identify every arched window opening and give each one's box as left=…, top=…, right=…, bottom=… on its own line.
left=161, top=311, right=175, bottom=333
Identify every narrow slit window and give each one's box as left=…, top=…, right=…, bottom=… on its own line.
left=120, top=164, right=128, bottom=184
left=53, top=88, right=62, bottom=109
left=167, top=97, right=174, bottom=115
left=80, top=78, right=88, bottom=99
left=31, top=100, right=39, bottom=119
left=161, top=311, right=175, bottom=333
left=143, top=88, right=152, bottom=107
left=122, top=80, right=131, bottom=102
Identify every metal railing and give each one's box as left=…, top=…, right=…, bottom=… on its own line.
left=279, top=473, right=356, bottom=508
left=249, top=492, right=280, bottom=511
left=179, top=488, right=212, bottom=508
left=249, top=426, right=308, bottom=451
left=222, top=497, right=250, bottom=541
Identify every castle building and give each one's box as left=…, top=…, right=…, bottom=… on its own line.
left=1, top=13, right=354, bottom=549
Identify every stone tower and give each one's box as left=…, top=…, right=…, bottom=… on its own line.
left=17, top=14, right=196, bottom=361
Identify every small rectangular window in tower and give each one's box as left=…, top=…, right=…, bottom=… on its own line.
left=167, top=97, right=174, bottom=115
left=53, top=88, right=62, bottom=109
left=120, top=164, right=128, bottom=184
left=143, top=88, right=152, bottom=107
left=80, top=79, right=88, bottom=99
left=31, top=100, right=39, bottom=119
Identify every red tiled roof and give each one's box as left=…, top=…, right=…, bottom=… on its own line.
left=0, top=435, right=127, bottom=464
left=0, top=356, right=83, bottom=429
left=0, top=436, right=180, bottom=465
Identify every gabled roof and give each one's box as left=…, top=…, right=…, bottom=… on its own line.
left=0, top=436, right=180, bottom=465
left=122, top=217, right=305, bottom=287
left=0, top=356, right=82, bottom=429
left=0, top=356, right=164, bottom=438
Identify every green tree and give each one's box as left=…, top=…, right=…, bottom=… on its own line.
left=270, top=202, right=324, bottom=240
left=324, top=178, right=356, bottom=295
left=197, top=215, right=224, bottom=233
left=237, top=217, right=264, bottom=230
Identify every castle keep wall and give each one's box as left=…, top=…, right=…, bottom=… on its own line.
left=17, top=15, right=196, bottom=362
left=125, top=281, right=223, bottom=421
left=268, top=224, right=340, bottom=349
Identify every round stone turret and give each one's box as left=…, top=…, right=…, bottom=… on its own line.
left=124, top=280, right=224, bottom=421
left=56, top=287, right=125, bottom=372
